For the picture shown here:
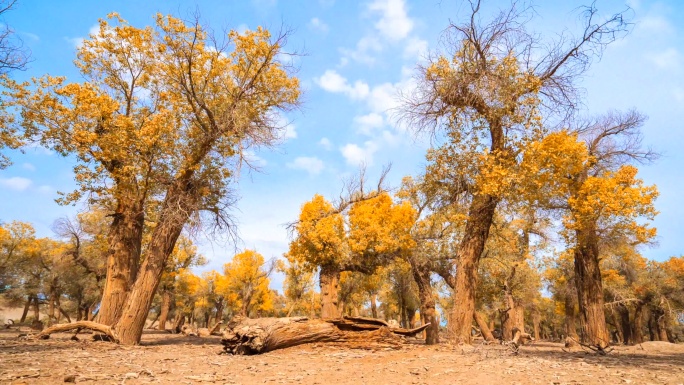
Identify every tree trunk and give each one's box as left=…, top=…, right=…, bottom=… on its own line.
left=20, top=295, right=32, bottom=323
left=632, top=301, right=644, bottom=344
left=32, top=296, right=40, bottom=320
left=319, top=265, right=340, bottom=319
left=474, top=311, right=495, bottom=342
left=411, top=262, right=439, bottom=345
left=370, top=294, right=378, bottom=319
left=111, top=181, right=197, bottom=344
left=221, top=316, right=430, bottom=355
left=647, top=310, right=656, bottom=341
left=532, top=307, right=541, bottom=340
left=158, top=290, right=171, bottom=331
left=618, top=304, right=632, bottom=345
left=655, top=309, right=669, bottom=342
left=449, top=193, right=498, bottom=343
left=214, top=299, right=224, bottom=325
left=47, top=291, right=56, bottom=326
left=98, top=200, right=144, bottom=326
left=573, top=226, right=610, bottom=349
left=564, top=293, right=579, bottom=340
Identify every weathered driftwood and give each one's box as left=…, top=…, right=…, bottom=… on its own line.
left=35, top=321, right=119, bottom=343
left=221, top=316, right=430, bottom=355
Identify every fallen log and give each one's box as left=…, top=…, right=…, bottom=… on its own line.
left=221, top=316, right=430, bottom=355
left=34, top=321, right=119, bottom=343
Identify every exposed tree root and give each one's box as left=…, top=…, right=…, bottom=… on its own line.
left=34, top=321, right=119, bottom=343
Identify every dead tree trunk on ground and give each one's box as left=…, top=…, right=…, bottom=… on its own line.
left=221, top=316, right=429, bottom=355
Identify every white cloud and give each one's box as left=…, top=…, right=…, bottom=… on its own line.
left=403, top=37, right=428, bottom=60
left=287, top=156, right=325, bottom=175
left=319, top=137, right=333, bottom=150
left=315, top=70, right=370, bottom=99
left=283, top=124, right=297, bottom=140
left=353, top=112, right=385, bottom=135
left=309, top=17, right=329, bottom=33
left=243, top=150, right=267, bottom=168
left=66, top=24, right=101, bottom=49
left=340, top=141, right=378, bottom=166
left=339, top=36, right=383, bottom=66
left=638, top=15, right=674, bottom=35
left=648, top=48, right=681, bottom=69
left=38, top=185, right=53, bottom=194
left=22, top=163, right=36, bottom=171
left=0, top=176, right=32, bottom=191
left=368, top=0, right=414, bottom=41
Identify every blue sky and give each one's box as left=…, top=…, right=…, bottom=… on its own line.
left=0, top=0, right=682, bottom=290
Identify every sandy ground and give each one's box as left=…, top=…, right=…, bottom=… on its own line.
left=1, top=328, right=683, bottom=385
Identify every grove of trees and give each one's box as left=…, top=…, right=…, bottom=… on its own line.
left=0, top=0, right=681, bottom=350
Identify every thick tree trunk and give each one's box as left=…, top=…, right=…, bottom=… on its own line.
left=157, top=290, right=171, bottom=331
left=449, top=194, right=497, bottom=343
left=654, top=308, right=669, bottom=342
left=32, top=296, right=40, bottom=320
left=20, top=295, right=32, bottom=323
left=532, top=308, right=541, bottom=340
left=98, top=200, right=144, bottom=326
left=411, top=263, right=439, bottom=345
left=221, top=316, right=430, bottom=355
left=564, top=293, right=579, bottom=340
left=319, top=265, right=340, bottom=319
left=111, top=181, right=198, bottom=344
left=214, top=299, right=224, bottom=325
left=573, top=227, right=610, bottom=349
left=474, top=311, right=495, bottom=342
left=618, top=304, right=632, bottom=345
left=370, top=294, right=378, bottom=319
left=632, top=302, right=644, bottom=344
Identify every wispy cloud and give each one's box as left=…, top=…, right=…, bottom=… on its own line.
left=340, top=141, right=378, bottom=166
left=0, top=176, right=32, bottom=191
left=287, top=156, right=325, bottom=175
left=309, top=17, right=329, bottom=33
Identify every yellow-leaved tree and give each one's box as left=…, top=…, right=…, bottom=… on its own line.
left=522, top=111, right=658, bottom=348
left=1, top=13, right=299, bottom=344
left=400, top=0, right=631, bottom=342
left=288, top=191, right=416, bottom=318
left=218, top=250, right=274, bottom=318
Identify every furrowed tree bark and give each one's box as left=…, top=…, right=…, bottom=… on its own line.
left=370, top=294, right=378, bottom=319
left=632, top=301, right=644, bottom=344
left=564, top=293, right=579, bottom=341
left=157, top=290, right=171, bottom=331
left=654, top=307, right=670, bottom=342
left=450, top=193, right=498, bottom=343
left=532, top=307, right=541, bottom=340
left=221, top=316, right=430, bottom=355
left=410, top=260, right=439, bottom=344
left=98, top=200, right=144, bottom=326
left=112, top=183, right=195, bottom=344
left=474, top=311, right=495, bottom=342
left=319, top=264, right=340, bottom=319
left=574, top=226, right=610, bottom=349
left=618, top=304, right=632, bottom=345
